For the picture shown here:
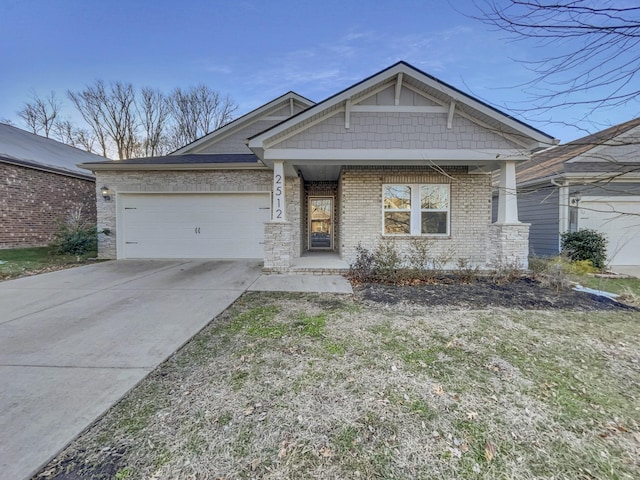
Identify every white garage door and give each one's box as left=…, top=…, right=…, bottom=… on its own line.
left=120, top=193, right=271, bottom=259
left=579, top=196, right=640, bottom=266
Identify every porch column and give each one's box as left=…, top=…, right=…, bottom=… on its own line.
left=272, top=160, right=286, bottom=221
left=264, top=160, right=292, bottom=272
left=496, top=160, right=519, bottom=224
left=489, top=160, right=530, bottom=269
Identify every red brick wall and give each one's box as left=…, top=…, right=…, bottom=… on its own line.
left=0, top=163, right=97, bottom=248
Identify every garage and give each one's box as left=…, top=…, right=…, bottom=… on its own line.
left=119, top=193, right=271, bottom=259
left=578, top=196, right=640, bottom=266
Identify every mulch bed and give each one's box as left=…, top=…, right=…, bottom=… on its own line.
left=354, top=277, right=637, bottom=311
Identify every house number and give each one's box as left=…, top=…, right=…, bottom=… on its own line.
left=273, top=164, right=285, bottom=221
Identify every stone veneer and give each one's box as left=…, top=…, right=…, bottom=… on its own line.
left=340, top=166, right=494, bottom=268
left=487, top=223, right=531, bottom=269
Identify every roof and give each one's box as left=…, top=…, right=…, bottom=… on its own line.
left=79, top=153, right=266, bottom=171
left=517, top=117, right=640, bottom=184
left=171, top=91, right=315, bottom=155
left=0, top=123, right=101, bottom=179
left=249, top=61, right=556, bottom=149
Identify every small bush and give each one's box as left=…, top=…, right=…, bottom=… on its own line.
left=537, top=257, right=572, bottom=291
left=51, top=205, right=97, bottom=258
left=561, top=229, right=608, bottom=270
left=569, top=259, right=598, bottom=275
left=373, top=239, right=403, bottom=283
left=349, top=243, right=375, bottom=282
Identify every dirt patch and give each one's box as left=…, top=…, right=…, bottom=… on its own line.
left=355, top=277, right=636, bottom=310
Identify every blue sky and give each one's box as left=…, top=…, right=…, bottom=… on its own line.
left=1, top=0, right=637, bottom=143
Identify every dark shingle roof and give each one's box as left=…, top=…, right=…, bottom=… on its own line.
left=517, top=117, right=640, bottom=184
left=81, top=153, right=259, bottom=167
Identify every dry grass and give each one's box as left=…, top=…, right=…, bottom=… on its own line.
left=38, top=292, right=640, bottom=479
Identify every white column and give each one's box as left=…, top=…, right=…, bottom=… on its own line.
left=496, top=160, right=519, bottom=224
left=272, top=160, right=286, bottom=221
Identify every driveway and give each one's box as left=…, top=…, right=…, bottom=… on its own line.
left=0, top=260, right=262, bottom=480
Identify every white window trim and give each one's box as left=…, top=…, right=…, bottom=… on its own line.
left=382, top=184, right=450, bottom=236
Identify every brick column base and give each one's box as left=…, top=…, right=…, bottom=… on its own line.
left=263, top=221, right=292, bottom=272
left=487, top=223, right=530, bottom=270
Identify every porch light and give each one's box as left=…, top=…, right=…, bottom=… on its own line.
left=101, top=186, right=112, bottom=201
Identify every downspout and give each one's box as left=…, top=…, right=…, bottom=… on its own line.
left=551, top=178, right=569, bottom=252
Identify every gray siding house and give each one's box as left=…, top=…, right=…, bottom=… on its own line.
left=80, top=62, right=556, bottom=272
left=514, top=117, right=640, bottom=267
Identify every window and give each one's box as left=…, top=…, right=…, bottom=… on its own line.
left=383, top=184, right=449, bottom=235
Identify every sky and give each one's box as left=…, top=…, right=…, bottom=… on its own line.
left=1, top=0, right=638, bottom=144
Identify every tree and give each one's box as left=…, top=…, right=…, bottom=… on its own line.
left=167, top=85, right=237, bottom=150
left=137, top=87, right=170, bottom=156
left=473, top=1, right=640, bottom=114
left=68, top=85, right=111, bottom=157
left=17, top=92, right=61, bottom=137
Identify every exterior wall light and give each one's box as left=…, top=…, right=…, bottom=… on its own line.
left=101, top=186, right=112, bottom=201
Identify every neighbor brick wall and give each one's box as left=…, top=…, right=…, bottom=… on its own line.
left=0, top=163, right=96, bottom=248
left=340, top=166, right=492, bottom=267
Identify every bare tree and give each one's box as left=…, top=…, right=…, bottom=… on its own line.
left=68, top=85, right=111, bottom=157
left=473, top=1, right=640, bottom=114
left=167, top=85, right=237, bottom=150
left=51, top=119, right=99, bottom=154
left=68, top=80, right=139, bottom=159
left=17, top=92, right=61, bottom=137
left=137, top=87, right=170, bottom=156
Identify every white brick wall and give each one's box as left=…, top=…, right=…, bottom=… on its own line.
left=340, top=166, right=493, bottom=267
left=95, top=169, right=274, bottom=259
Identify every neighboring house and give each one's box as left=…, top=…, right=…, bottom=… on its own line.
left=0, top=124, right=101, bottom=249
left=79, top=61, right=555, bottom=272
left=515, top=117, right=640, bottom=268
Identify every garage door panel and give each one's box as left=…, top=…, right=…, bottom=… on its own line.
left=120, top=194, right=270, bottom=259
left=579, top=197, right=640, bottom=266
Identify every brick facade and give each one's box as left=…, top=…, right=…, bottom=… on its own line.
left=94, top=169, right=302, bottom=260
left=340, top=166, right=493, bottom=267
left=0, top=163, right=96, bottom=248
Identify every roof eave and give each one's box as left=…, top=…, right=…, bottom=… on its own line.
left=79, top=162, right=269, bottom=172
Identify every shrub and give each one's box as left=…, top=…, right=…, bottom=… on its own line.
left=372, top=239, right=403, bottom=283
left=51, top=205, right=97, bottom=258
left=349, top=243, right=375, bottom=282
left=561, top=229, right=608, bottom=270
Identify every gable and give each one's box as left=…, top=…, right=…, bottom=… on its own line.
left=173, top=92, right=313, bottom=156
left=249, top=62, right=556, bottom=169
left=567, top=124, right=640, bottom=164
left=269, top=85, right=521, bottom=151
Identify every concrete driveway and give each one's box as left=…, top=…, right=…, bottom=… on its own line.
left=0, top=260, right=262, bottom=480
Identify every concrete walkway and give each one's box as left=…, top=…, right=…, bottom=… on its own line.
left=0, top=260, right=353, bottom=480
left=0, top=260, right=263, bottom=480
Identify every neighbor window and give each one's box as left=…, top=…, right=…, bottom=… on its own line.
left=383, top=184, right=450, bottom=235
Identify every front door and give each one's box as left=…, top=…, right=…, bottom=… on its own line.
left=309, top=197, right=333, bottom=250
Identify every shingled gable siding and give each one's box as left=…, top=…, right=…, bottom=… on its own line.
left=275, top=112, right=518, bottom=150
left=340, top=166, right=492, bottom=267
left=94, top=169, right=283, bottom=259
left=0, top=163, right=96, bottom=249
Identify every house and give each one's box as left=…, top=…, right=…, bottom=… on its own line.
left=0, top=124, right=100, bottom=249
left=515, top=117, right=640, bottom=268
left=79, top=61, right=555, bottom=272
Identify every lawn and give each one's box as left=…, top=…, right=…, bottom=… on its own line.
left=36, top=289, right=640, bottom=479
left=0, top=246, right=98, bottom=281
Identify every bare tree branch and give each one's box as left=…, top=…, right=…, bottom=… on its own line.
left=472, top=1, right=640, bottom=113
left=17, top=92, right=61, bottom=137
